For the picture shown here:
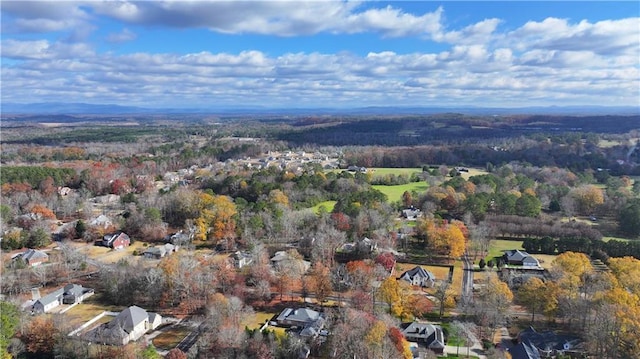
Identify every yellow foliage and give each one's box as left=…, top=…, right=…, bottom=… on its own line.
left=268, top=189, right=289, bottom=207
left=608, top=256, right=640, bottom=295
left=365, top=320, right=387, bottom=347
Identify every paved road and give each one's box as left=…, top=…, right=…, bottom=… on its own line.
left=461, top=253, right=474, bottom=304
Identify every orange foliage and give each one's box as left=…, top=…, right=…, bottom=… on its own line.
left=29, top=204, right=56, bottom=220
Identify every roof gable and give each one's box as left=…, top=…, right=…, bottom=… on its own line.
left=112, top=306, right=148, bottom=332
left=402, top=266, right=435, bottom=280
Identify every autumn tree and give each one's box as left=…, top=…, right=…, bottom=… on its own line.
left=24, top=316, right=59, bottom=357
left=309, top=262, right=333, bottom=305
left=401, top=191, right=413, bottom=208
left=608, top=256, right=640, bottom=295
left=472, top=273, right=513, bottom=339
left=571, top=184, right=604, bottom=215
left=517, top=277, right=557, bottom=323
left=375, top=252, right=396, bottom=272
left=416, top=218, right=467, bottom=258
left=165, top=348, right=187, bottom=359
left=195, top=193, right=237, bottom=247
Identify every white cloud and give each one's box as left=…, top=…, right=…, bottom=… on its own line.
left=2, top=37, right=637, bottom=107
left=106, top=28, right=137, bottom=43
left=509, top=17, right=640, bottom=56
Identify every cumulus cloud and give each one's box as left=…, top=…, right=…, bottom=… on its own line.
left=509, top=17, right=640, bottom=56
left=2, top=36, right=637, bottom=107
left=1, top=2, right=638, bottom=107
left=106, top=28, right=137, bottom=43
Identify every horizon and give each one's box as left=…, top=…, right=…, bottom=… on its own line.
left=1, top=1, right=639, bottom=109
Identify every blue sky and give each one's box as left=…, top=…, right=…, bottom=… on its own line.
left=1, top=1, right=639, bottom=109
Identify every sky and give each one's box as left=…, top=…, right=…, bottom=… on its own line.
left=1, top=1, right=639, bottom=109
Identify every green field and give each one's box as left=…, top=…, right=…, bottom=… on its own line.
left=311, top=200, right=337, bottom=214
left=485, top=239, right=524, bottom=261
left=373, top=182, right=429, bottom=203
left=368, top=167, right=423, bottom=178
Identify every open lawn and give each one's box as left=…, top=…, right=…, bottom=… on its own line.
left=598, top=139, right=623, bottom=148
left=152, top=325, right=192, bottom=350
left=311, top=200, right=337, bottom=214
left=533, top=254, right=559, bottom=269
left=373, top=182, right=429, bottom=203
left=243, top=311, right=278, bottom=330
left=64, top=300, right=122, bottom=327
left=460, top=168, right=488, bottom=180
left=485, top=239, right=524, bottom=262
left=368, top=167, right=423, bottom=178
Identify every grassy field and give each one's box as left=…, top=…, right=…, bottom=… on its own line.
left=485, top=239, right=524, bottom=261
left=368, top=167, right=423, bottom=178
left=311, top=200, right=337, bottom=214
left=243, top=311, right=278, bottom=330
left=152, top=325, right=192, bottom=350
left=373, top=182, right=429, bottom=203
left=460, top=168, right=489, bottom=180
left=534, top=254, right=559, bottom=269
left=64, top=300, right=122, bottom=327
left=598, top=139, right=623, bottom=148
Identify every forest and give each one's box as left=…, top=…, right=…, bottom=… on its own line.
left=0, top=113, right=639, bottom=359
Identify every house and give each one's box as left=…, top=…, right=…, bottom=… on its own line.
left=143, top=243, right=176, bottom=259
left=143, top=246, right=166, bottom=259
left=61, top=283, right=94, bottom=304
left=337, top=237, right=378, bottom=255
left=401, top=322, right=445, bottom=354
left=232, top=251, right=253, bottom=269
left=88, top=305, right=162, bottom=346
left=400, top=266, right=436, bottom=288
left=32, top=288, right=64, bottom=313
left=358, top=237, right=377, bottom=254
left=89, top=215, right=113, bottom=229
left=99, top=232, right=130, bottom=249
left=402, top=208, right=421, bottom=220
left=504, top=250, right=540, bottom=267
left=508, top=327, right=583, bottom=359
left=32, top=283, right=94, bottom=313
left=270, top=250, right=310, bottom=273
left=275, top=307, right=326, bottom=338
left=15, top=248, right=49, bottom=266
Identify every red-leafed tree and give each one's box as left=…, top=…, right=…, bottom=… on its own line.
left=375, top=252, right=396, bottom=272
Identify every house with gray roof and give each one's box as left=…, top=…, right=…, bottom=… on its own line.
left=400, top=266, right=436, bottom=288
left=88, top=305, right=162, bottom=345
left=275, top=307, right=326, bottom=339
left=143, top=245, right=172, bottom=259
left=508, top=327, right=584, bottom=359
left=504, top=250, right=540, bottom=267
left=32, top=283, right=93, bottom=313
left=15, top=249, right=49, bottom=266
left=401, top=322, right=445, bottom=354
left=32, top=288, right=65, bottom=313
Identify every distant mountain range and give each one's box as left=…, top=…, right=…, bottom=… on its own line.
left=2, top=102, right=638, bottom=116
